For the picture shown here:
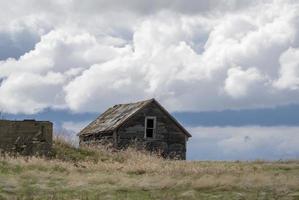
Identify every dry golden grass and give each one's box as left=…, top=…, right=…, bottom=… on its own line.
left=0, top=137, right=298, bottom=199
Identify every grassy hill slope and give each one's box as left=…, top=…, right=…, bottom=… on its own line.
left=0, top=139, right=299, bottom=200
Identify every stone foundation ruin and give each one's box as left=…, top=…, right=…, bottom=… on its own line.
left=0, top=119, right=53, bottom=156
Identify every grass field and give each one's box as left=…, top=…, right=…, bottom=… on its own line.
left=0, top=138, right=298, bottom=200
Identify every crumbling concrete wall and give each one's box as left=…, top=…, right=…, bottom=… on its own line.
left=0, top=119, right=53, bottom=155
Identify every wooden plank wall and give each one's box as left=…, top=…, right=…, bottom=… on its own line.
left=117, top=102, right=187, bottom=159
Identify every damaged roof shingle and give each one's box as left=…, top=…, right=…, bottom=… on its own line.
left=78, top=99, right=153, bottom=136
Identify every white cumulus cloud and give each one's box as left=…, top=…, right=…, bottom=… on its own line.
left=275, top=47, right=299, bottom=90
left=224, top=67, right=266, bottom=98
left=0, top=0, right=299, bottom=114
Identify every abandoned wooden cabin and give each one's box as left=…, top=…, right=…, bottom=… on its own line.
left=0, top=119, right=53, bottom=155
left=78, top=99, right=191, bottom=159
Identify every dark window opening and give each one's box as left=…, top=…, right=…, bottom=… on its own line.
left=146, top=128, right=153, bottom=138
left=147, top=119, right=154, bottom=128
left=145, top=117, right=156, bottom=138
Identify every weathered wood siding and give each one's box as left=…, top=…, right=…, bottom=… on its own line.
left=117, top=102, right=187, bottom=159
left=79, top=131, right=114, bottom=146
left=0, top=120, right=52, bottom=155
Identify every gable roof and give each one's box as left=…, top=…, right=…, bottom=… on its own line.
left=78, top=99, right=192, bottom=137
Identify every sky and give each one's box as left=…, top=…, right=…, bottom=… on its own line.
left=0, top=0, right=299, bottom=160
